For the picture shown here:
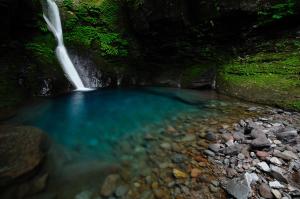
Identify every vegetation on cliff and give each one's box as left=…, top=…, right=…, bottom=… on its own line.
left=217, top=38, right=300, bottom=111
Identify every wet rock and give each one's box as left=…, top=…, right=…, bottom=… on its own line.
left=205, top=131, right=217, bottom=141
left=115, top=185, right=129, bottom=197
left=204, top=149, right=215, bottom=157
left=269, top=181, right=285, bottom=189
left=257, top=161, right=271, bottom=172
left=100, top=174, right=120, bottom=197
left=173, top=168, right=188, bottom=179
left=259, top=183, right=273, bottom=199
left=0, top=126, right=48, bottom=187
left=190, top=168, right=201, bottom=178
left=171, top=153, right=187, bottom=163
left=75, top=191, right=93, bottom=199
left=208, top=143, right=222, bottom=153
left=160, top=142, right=171, bottom=150
left=181, top=134, right=196, bottom=142
left=270, top=165, right=288, bottom=183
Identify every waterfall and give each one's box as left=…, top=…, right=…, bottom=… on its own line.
left=42, top=0, right=91, bottom=91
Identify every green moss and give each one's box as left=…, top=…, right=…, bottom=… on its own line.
left=62, top=0, right=129, bottom=58
left=218, top=41, right=300, bottom=111
left=25, top=35, right=57, bottom=66
left=258, top=0, right=296, bottom=25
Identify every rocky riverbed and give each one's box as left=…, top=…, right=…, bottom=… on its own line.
left=1, top=100, right=300, bottom=199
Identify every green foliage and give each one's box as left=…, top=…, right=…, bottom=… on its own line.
left=25, top=35, right=57, bottom=65
left=62, top=0, right=129, bottom=57
left=258, top=0, right=296, bottom=24
left=218, top=39, right=300, bottom=111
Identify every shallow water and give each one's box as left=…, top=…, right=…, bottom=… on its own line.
left=11, top=88, right=219, bottom=160
left=8, top=88, right=254, bottom=199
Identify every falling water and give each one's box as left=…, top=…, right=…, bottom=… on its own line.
left=42, top=0, right=91, bottom=91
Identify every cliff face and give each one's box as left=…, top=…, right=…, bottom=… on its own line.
left=0, top=0, right=299, bottom=109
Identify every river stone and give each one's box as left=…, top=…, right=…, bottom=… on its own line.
left=256, top=151, right=270, bottom=160
left=270, top=165, right=288, bottom=183
left=173, top=169, right=188, bottom=179
left=204, top=149, right=215, bottom=157
left=0, top=125, right=48, bottom=187
left=276, top=129, right=298, bottom=142
left=269, top=181, right=285, bottom=189
left=181, top=134, right=196, bottom=142
left=271, top=189, right=282, bottom=199
left=222, top=144, right=244, bottom=155
left=281, top=150, right=298, bottom=160
left=270, top=157, right=282, bottom=166
left=115, top=185, right=129, bottom=197
left=257, top=162, right=271, bottom=172
left=205, top=131, right=217, bottom=141
left=100, top=174, right=120, bottom=197
left=208, top=143, right=221, bottom=153
left=259, top=183, right=273, bottom=199
left=224, top=173, right=255, bottom=199
left=251, top=136, right=271, bottom=148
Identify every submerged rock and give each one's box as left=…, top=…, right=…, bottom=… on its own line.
left=100, top=174, right=120, bottom=197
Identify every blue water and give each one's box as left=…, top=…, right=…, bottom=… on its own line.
left=11, top=88, right=215, bottom=159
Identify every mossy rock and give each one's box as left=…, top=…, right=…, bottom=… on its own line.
left=217, top=39, right=300, bottom=111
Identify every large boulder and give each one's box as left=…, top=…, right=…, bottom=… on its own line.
left=0, top=125, right=49, bottom=195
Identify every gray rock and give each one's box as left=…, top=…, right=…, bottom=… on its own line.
left=269, top=157, right=282, bottom=166
left=208, top=143, right=221, bottom=153
left=115, top=185, right=129, bottom=197
left=233, top=131, right=245, bottom=141
left=257, top=161, right=271, bottom=172
left=222, top=144, right=244, bottom=155
left=259, top=183, right=273, bottom=199
left=171, top=153, right=187, bottom=163
left=269, top=181, right=285, bottom=189
left=281, top=150, right=298, bottom=160
left=251, top=136, right=271, bottom=148
left=238, top=153, right=245, bottom=160
left=276, top=129, right=298, bottom=142
left=270, top=165, right=288, bottom=183
left=224, top=173, right=255, bottom=199
left=74, top=191, right=93, bottom=199
left=205, top=131, right=217, bottom=141
left=204, top=149, right=215, bottom=157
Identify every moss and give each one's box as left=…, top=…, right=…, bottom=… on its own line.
left=217, top=39, right=300, bottom=111
left=62, top=0, right=129, bottom=58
